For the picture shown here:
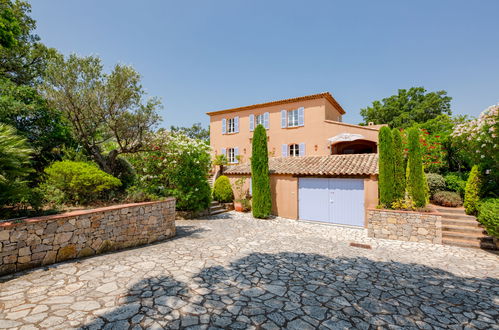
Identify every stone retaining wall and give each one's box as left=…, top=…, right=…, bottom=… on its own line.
left=367, top=208, right=442, bottom=244
left=0, top=199, right=176, bottom=275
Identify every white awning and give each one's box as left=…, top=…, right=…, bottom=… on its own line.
left=328, top=133, right=365, bottom=143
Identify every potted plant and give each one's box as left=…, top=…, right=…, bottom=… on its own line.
left=233, top=177, right=250, bottom=212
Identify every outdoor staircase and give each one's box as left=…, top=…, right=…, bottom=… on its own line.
left=209, top=200, right=227, bottom=215
left=436, top=207, right=497, bottom=250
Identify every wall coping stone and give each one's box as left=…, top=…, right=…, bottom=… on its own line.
left=0, top=199, right=175, bottom=229
left=367, top=207, right=440, bottom=216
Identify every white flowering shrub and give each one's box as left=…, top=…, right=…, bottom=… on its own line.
left=128, top=131, right=212, bottom=211
left=452, top=104, right=498, bottom=194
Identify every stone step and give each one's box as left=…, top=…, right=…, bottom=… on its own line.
left=209, top=209, right=227, bottom=215
left=443, top=237, right=497, bottom=250
left=438, top=213, right=476, bottom=220
left=441, top=224, right=485, bottom=234
left=442, top=230, right=489, bottom=241
left=210, top=206, right=224, bottom=212
left=440, top=218, right=481, bottom=228
left=210, top=201, right=220, bottom=206
left=434, top=207, right=466, bottom=215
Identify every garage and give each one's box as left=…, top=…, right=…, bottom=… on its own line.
left=298, top=178, right=365, bottom=226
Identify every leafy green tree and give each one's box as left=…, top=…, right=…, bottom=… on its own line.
left=0, top=0, right=55, bottom=85
left=378, top=127, right=395, bottom=206
left=0, top=123, right=32, bottom=207
left=406, top=128, right=428, bottom=207
left=464, top=165, right=481, bottom=215
left=392, top=128, right=405, bottom=200
left=360, top=87, right=452, bottom=128
left=0, top=0, right=21, bottom=48
left=170, top=122, right=209, bottom=142
left=251, top=124, right=272, bottom=218
left=40, top=53, right=162, bottom=175
left=0, top=77, right=74, bottom=175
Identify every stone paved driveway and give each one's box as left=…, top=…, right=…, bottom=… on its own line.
left=1, top=212, right=498, bottom=330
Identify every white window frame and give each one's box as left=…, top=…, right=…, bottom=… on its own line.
left=227, top=118, right=235, bottom=133
left=288, top=110, right=299, bottom=127
left=289, top=144, right=299, bottom=157
left=227, top=148, right=236, bottom=163
left=256, top=114, right=264, bottom=126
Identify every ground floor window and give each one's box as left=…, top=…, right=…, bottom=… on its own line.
left=289, top=144, right=299, bottom=157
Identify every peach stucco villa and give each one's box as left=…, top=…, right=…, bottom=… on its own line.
left=207, top=92, right=383, bottom=227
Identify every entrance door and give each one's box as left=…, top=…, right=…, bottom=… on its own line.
left=299, top=178, right=365, bottom=226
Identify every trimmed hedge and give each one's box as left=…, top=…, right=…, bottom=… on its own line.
left=464, top=165, right=481, bottom=215
left=477, top=198, right=499, bottom=238
left=212, top=175, right=234, bottom=203
left=378, top=127, right=395, bottom=206
left=432, top=191, right=463, bottom=207
left=43, top=161, right=121, bottom=204
left=251, top=124, right=272, bottom=218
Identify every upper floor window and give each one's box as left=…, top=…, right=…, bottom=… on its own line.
left=249, top=112, right=269, bottom=131
left=222, top=117, right=239, bottom=134
left=289, top=144, right=299, bottom=157
left=256, top=114, right=264, bottom=126
left=288, top=110, right=299, bottom=127
left=227, top=148, right=236, bottom=163
left=281, top=107, right=304, bottom=128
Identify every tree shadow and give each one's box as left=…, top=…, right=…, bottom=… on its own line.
left=80, top=252, right=499, bottom=329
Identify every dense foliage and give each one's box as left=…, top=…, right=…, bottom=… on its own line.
left=128, top=131, right=212, bottom=211
left=464, top=165, right=481, bottom=215
left=251, top=125, right=272, bottom=218
left=477, top=198, right=499, bottom=238
left=378, top=127, right=395, bottom=206
left=392, top=128, right=405, bottom=200
left=360, top=87, right=452, bottom=128
left=42, top=161, right=121, bottom=205
left=406, top=128, right=428, bottom=207
left=212, top=176, right=234, bottom=203
left=432, top=191, right=463, bottom=207
left=444, top=172, right=467, bottom=198
left=170, top=122, right=209, bottom=142
left=0, top=123, right=32, bottom=208
left=426, top=173, right=446, bottom=197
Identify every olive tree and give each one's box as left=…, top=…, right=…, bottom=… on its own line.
left=40, top=53, right=161, bottom=174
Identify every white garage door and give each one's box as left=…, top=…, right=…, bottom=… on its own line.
left=299, top=178, right=365, bottom=226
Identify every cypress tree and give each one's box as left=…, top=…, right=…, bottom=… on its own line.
left=251, top=124, right=272, bottom=218
left=406, top=128, right=427, bottom=207
left=392, top=128, right=406, bottom=200
left=378, top=126, right=395, bottom=207
left=464, top=165, right=481, bottom=215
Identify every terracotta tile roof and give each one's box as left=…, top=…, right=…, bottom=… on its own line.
left=224, top=153, right=378, bottom=176
left=206, top=92, right=346, bottom=116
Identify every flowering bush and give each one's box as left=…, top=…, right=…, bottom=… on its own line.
left=452, top=104, right=498, bottom=195
left=128, top=131, right=212, bottom=211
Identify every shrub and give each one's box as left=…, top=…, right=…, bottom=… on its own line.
left=251, top=125, right=272, bottom=218
left=426, top=173, right=446, bottom=197
left=444, top=172, right=467, bottom=197
left=128, top=132, right=212, bottom=211
left=0, top=123, right=33, bottom=208
left=477, top=198, right=499, bottom=238
left=125, top=186, right=160, bottom=203
left=378, top=127, right=395, bottom=206
left=432, top=191, right=463, bottom=207
left=43, top=161, right=121, bottom=204
left=392, top=128, right=406, bottom=200
left=464, top=165, right=481, bottom=215
left=110, top=157, right=136, bottom=189
left=213, top=176, right=234, bottom=203
left=406, top=128, right=428, bottom=207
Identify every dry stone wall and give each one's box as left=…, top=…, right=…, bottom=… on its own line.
left=367, top=208, right=442, bottom=244
left=0, top=199, right=176, bottom=275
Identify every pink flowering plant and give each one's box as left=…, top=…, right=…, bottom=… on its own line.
left=128, top=130, right=212, bottom=211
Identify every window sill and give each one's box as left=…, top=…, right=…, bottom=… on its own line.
left=284, top=125, right=302, bottom=129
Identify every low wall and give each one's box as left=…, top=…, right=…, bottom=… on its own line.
left=367, top=208, right=442, bottom=244
left=0, top=199, right=176, bottom=276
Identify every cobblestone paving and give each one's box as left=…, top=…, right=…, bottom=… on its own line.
left=1, top=211, right=498, bottom=329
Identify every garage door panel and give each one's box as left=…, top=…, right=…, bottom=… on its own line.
left=298, top=178, right=329, bottom=222
left=299, top=178, right=364, bottom=226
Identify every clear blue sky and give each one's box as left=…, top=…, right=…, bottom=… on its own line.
left=30, top=0, right=499, bottom=128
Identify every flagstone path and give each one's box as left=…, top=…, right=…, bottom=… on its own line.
left=1, top=211, right=498, bottom=329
